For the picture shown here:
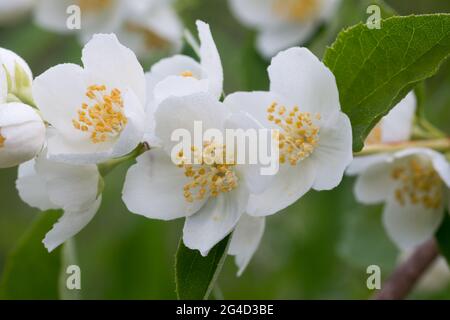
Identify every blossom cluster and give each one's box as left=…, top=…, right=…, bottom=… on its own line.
left=0, top=18, right=355, bottom=274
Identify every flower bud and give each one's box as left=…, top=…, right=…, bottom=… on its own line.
left=0, top=102, right=46, bottom=168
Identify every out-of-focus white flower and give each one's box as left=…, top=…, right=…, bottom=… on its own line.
left=224, top=47, right=353, bottom=217
left=16, top=151, right=102, bottom=251
left=122, top=92, right=266, bottom=256
left=365, top=92, right=417, bottom=145
left=0, top=102, right=46, bottom=168
left=143, top=20, right=223, bottom=145
left=348, top=148, right=450, bottom=250
left=229, top=0, right=341, bottom=59
left=34, top=0, right=183, bottom=59
left=0, top=0, right=35, bottom=25
left=228, top=214, right=265, bottom=276
left=32, top=34, right=146, bottom=164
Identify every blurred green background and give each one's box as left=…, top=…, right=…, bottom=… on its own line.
left=0, top=0, right=450, bottom=299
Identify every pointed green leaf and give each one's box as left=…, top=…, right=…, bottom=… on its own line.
left=175, top=235, right=230, bottom=300
left=323, top=14, right=450, bottom=151
left=0, top=210, right=62, bottom=300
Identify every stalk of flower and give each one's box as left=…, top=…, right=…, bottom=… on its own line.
left=16, top=149, right=102, bottom=252
left=228, top=0, right=341, bottom=59
left=122, top=92, right=268, bottom=256
left=32, top=34, right=146, bottom=164
left=34, top=0, right=183, bottom=59
left=143, top=20, right=223, bottom=145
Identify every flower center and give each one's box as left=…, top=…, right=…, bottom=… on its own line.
left=391, top=158, right=442, bottom=209
left=125, top=22, right=171, bottom=50
left=267, top=102, right=320, bottom=165
left=180, top=71, right=194, bottom=77
left=0, top=132, right=5, bottom=148
left=273, top=0, right=320, bottom=22
left=177, top=141, right=238, bottom=203
left=78, top=0, right=111, bottom=12
left=72, top=85, right=127, bottom=144
left=365, top=124, right=382, bottom=145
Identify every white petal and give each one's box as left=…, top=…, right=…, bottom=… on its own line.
left=0, top=103, right=46, bottom=168
left=0, top=57, right=6, bottom=103
left=0, top=47, right=33, bottom=84
left=353, top=162, right=393, bottom=204
left=82, top=34, right=146, bottom=106
left=383, top=194, right=444, bottom=250
left=229, top=214, right=265, bottom=276
left=34, top=155, right=100, bottom=212
left=224, top=91, right=282, bottom=129
left=246, top=159, right=316, bottom=216
left=16, top=159, right=57, bottom=211
left=110, top=90, right=145, bottom=158
left=268, top=47, right=340, bottom=121
left=257, top=22, right=316, bottom=59
left=155, top=92, right=230, bottom=155
left=183, top=186, right=249, bottom=256
left=381, top=92, right=416, bottom=143
left=153, top=75, right=209, bottom=105
left=311, top=112, right=353, bottom=190
left=33, top=0, right=74, bottom=33
left=32, top=63, right=89, bottom=142
left=346, top=153, right=393, bottom=176
left=228, top=0, right=283, bottom=29
left=197, top=20, right=223, bottom=98
left=43, top=196, right=101, bottom=252
left=146, top=4, right=183, bottom=47
left=122, top=149, right=205, bottom=220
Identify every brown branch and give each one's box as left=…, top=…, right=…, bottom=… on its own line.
left=374, top=238, right=439, bottom=300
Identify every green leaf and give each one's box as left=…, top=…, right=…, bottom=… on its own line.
left=323, top=14, right=450, bottom=151
left=0, top=211, right=62, bottom=299
left=436, top=211, right=450, bottom=266
left=175, top=235, right=230, bottom=300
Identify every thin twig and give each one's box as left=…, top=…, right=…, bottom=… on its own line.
left=374, top=238, right=439, bottom=300
left=356, top=138, right=450, bottom=156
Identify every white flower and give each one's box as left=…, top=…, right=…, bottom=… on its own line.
left=228, top=214, right=265, bottom=276
left=224, top=47, right=353, bottom=216
left=34, top=0, right=183, bottom=58
left=365, top=92, right=417, bottom=145
left=0, top=102, right=46, bottom=168
left=143, top=20, right=223, bottom=145
left=16, top=151, right=102, bottom=251
left=32, top=34, right=146, bottom=164
left=122, top=92, right=265, bottom=255
left=347, top=148, right=450, bottom=250
left=0, top=0, right=35, bottom=25
left=229, top=0, right=341, bottom=58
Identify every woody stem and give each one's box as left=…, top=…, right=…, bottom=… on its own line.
left=355, top=138, right=450, bottom=156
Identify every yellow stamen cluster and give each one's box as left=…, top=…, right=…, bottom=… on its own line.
left=267, top=102, right=320, bottom=165
left=365, top=124, right=382, bottom=145
left=273, top=0, right=320, bottom=22
left=391, top=158, right=443, bottom=209
left=125, top=22, right=170, bottom=50
left=78, top=0, right=111, bottom=12
left=0, top=132, right=5, bottom=148
left=72, top=85, right=127, bottom=144
left=180, top=71, right=194, bottom=77
left=177, top=142, right=238, bottom=203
